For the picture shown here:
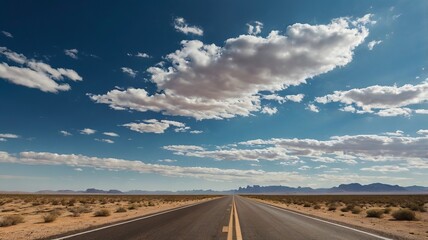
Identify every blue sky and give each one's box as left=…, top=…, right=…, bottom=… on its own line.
left=0, top=0, right=427, bottom=191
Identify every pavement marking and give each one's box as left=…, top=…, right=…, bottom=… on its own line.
left=251, top=198, right=392, bottom=240
left=233, top=197, right=243, bottom=240
left=52, top=197, right=221, bottom=240
left=227, top=197, right=234, bottom=240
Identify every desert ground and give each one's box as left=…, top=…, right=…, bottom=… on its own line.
left=0, top=194, right=218, bottom=240
left=246, top=195, right=428, bottom=240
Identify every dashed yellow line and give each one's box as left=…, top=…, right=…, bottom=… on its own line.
left=227, top=197, right=234, bottom=240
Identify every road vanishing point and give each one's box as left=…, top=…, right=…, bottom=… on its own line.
left=52, top=195, right=392, bottom=240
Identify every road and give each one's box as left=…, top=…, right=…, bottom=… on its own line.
left=53, top=195, right=391, bottom=240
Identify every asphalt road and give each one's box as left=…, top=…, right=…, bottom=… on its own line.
left=55, top=196, right=232, bottom=240
left=234, top=196, right=389, bottom=240
left=54, top=195, right=391, bottom=240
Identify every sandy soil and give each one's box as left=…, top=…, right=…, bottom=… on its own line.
left=252, top=198, right=428, bottom=240
left=0, top=197, right=216, bottom=240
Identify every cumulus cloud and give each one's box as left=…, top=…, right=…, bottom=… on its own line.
left=0, top=133, right=19, bottom=142
left=315, top=82, right=428, bottom=117
left=417, top=129, right=428, bottom=135
left=121, top=67, right=137, bottom=78
left=360, top=165, right=409, bottom=173
left=262, top=94, right=304, bottom=103
left=261, top=106, right=278, bottom=115
left=80, top=128, right=96, bottom=135
left=90, top=15, right=371, bottom=120
left=95, top=138, right=114, bottom=144
left=158, top=159, right=177, bottom=163
left=173, top=17, right=203, bottom=36
left=59, top=130, right=72, bottom=136
left=190, top=130, right=203, bottom=134
left=165, top=131, right=428, bottom=166
left=367, top=40, right=382, bottom=50
left=103, top=132, right=119, bottom=137
left=0, top=151, right=308, bottom=184
left=64, top=49, right=79, bottom=59
left=247, top=21, right=263, bottom=35
left=306, top=104, right=319, bottom=112
left=1, top=31, right=13, bottom=38
left=122, top=119, right=188, bottom=134
left=127, top=52, right=151, bottom=58
left=0, top=47, right=82, bottom=92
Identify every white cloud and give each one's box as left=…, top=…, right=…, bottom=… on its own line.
left=80, top=128, right=96, bottom=135
left=121, top=67, right=137, bottom=78
left=415, top=109, right=428, bottom=114
left=0, top=47, right=82, bottom=93
left=165, top=131, right=428, bottom=167
left=95, top=138, right=114, bottom=144
left=263, top=94, right=304, bottom=104
left=122, top=119, right=188, bottom=134
left=360, top=165, right=409, bottom=173
left=314, top=165, right=328, bottom=169
left=298, top=165, right=311, bottom=171
left=103, top=132, right=119, bottom=137
left=306, top=104, right=319, bottom=112
left=59, top=130, right=72, bottom=136
left=261, top=106, right=277, bottom=115
left=383, top=130, right=403, bottom=136
left=247, top=21, right=263, bottom=35
left=158, top=159, right=177, bottom=163
left=163, top=145, right=298, bottom=162
left=90, top=15, right=370, bottom=120
left=0, top=133, right=19, bottom=142
left=417, top=129, right=428, bottom=135
left=173, top=17, right=203, bottom=36
left=64, top=49, right=79, bottom=59
left=0, top=151, right=308, bottom=184
left=190, top=130, right=203, bottom=134
left=127, top=52, right=151, bottom=58
left=367, top=40, right=382, bottom=50
left=1, top=31, right=13, bottom=38
left=316, top=82, right=428, bottom=117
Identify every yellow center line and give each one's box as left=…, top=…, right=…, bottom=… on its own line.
left=227, top=196, right=234, bottom=240
left=233, top=197, right=243, bottom=240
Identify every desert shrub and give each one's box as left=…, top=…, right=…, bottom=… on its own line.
left=148, top=201, right=155, bottom=207
left=383, top=207, right=392, bottom=214
left=351, top=206, right=362, bottom=214
left=392, top=209, right=417, bottom=221
left=327, top=203, right=338, bottom=211
left=340, top=207, right=349, bottom=212
left=128, top=204, right=139, bottom=210
left=0, top=215, right=24, bottom=227
left=94, top=209, right=110, bottom=217
left=69, top=206, right=91, bottom=217
left=43, top=210, right=61, bottom=223
left=303, top=203, right=311, bottom=207
left=313, top=204, right=321, bottom=209
left=366, top=209, right=384, bottom=218
left=116, top=207, right=127, bottom=213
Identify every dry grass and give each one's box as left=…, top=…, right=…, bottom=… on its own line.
left=43, top=210, right=61, bottom=223
left=392, top=209, right=417, bottom=221
left=0, top=215, right=24, bottom=227
left=93, top=209, right=111, bottom=217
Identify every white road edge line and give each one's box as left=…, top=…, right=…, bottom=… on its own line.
left=52, top=197, right=221, bottom=240
left=249, top=198, right=393, bottom=240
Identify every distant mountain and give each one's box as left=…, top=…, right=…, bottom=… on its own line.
left=234, top=183, right=428, bottom=194
left=24, top=183, right=428, bottom=195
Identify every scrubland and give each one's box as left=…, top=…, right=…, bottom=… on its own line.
left=0, top=194, right=217, bottom=240
left=246, top=195, right=428, bottom=240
